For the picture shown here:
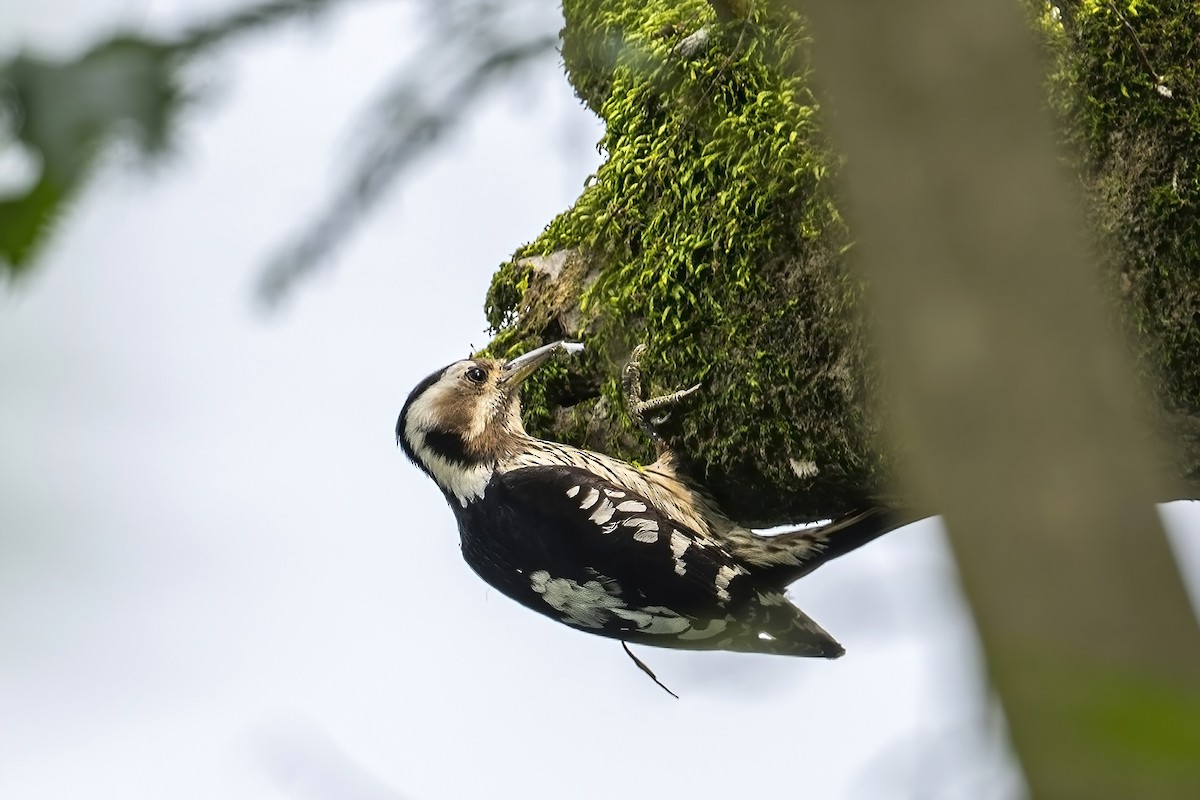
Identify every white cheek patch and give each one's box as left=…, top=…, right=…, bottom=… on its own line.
left=403, top=379, right=453, bottom=438
left=468, top=390, right=507, bottom=441
left=406, top=362, right=502, bottom=447
left=404, top=381, right=491, bottom=506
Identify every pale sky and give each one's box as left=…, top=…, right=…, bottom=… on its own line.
left=2, top=3, right=1197, bottom=799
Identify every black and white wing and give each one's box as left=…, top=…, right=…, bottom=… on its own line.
left=455, top=464, right=843, bottom=657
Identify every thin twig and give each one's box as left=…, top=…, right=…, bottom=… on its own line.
left=175, top=0, right=363, bottom=55
left=1108, top=0, right=1163, bottom=83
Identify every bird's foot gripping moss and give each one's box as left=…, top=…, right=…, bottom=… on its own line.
left=621, top=344, right=702, bottom=459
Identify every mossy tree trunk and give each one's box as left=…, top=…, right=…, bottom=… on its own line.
left=486, top=0, right=888, bottom=527
left=483, top=0, right=1200, bottom=528
left=484, top=0, right=1200, bottom=795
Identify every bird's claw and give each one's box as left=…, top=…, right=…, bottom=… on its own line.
left=633, top=383, right=702, bottom=421
left=622, top=345, right=701, bottom=458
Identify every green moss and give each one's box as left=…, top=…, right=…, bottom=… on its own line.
left=485, top=1, right=1200, bottom=524
left=484, top=0, right=883, bottom=524
left=1037, top=0, right=1200, bottom=413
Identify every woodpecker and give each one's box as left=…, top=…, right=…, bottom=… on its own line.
left=396, top=341, right=896, bottom=657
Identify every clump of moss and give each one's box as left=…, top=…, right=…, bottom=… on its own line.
left=1037, top=0, right=1200, bottom=413
left=485, top=1, right=1200, bottom=524
left=484, top=0, right=886, bottom=525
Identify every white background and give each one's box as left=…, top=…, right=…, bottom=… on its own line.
left=3, top=2, right=1197, bottom=798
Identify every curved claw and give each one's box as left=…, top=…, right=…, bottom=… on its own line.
left=621, top=345, right=701, bottom=458
left=633, top=382, right=702, bottom=419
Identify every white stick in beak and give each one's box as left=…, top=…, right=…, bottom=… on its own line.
left=499, top=341, right=584, bottom=388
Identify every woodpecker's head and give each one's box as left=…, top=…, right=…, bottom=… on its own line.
left=396, top=341, right=581, bottom=502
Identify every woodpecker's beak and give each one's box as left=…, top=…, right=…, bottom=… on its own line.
left=499, top=341, right=583, bottom=388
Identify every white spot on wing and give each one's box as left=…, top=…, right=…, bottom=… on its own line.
left=579, top=487, right=600, bottom=510
left=612, top=606, right=690, bottom=635
left=498, top=443, right=716, bottom=537
left=589, top=498, right=616, bottom=525
left=669, top=531, right=690, bottom=575
left=616, top=500, right=647, bottom=513
left=529, top=570, right=625, bottom=629
left=715, top=564, right=743, bottom=603
left=527, top=571, right=696, bottom=637
left=621, top=517, right=659, bottom=543
left=603, top=489, right=626, bottom=498
left=566, top=485, right=581, bottom=498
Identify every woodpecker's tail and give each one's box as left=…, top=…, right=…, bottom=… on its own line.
left=726, top=507, right=921, bottom=586
left=723, top=592, right=845, bottom=658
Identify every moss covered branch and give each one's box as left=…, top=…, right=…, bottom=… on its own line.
left=481, top=0, right=1200, bottom=527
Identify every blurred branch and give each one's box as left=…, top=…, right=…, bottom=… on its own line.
left=1, top=0, right=560, bottom=299
left=0, top=36, right=182, bottom=274
left=0, top=0, right=366, bottom=278
left=255, top=24, right=558, bottom=305
left=175, top=0, right=366, bottom=55
left=793, top=0, right=1200, bottom=797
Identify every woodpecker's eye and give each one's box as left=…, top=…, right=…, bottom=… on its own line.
left=465, top=366, right=487, bottom=384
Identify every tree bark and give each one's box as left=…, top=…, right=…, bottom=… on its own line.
left=794, top=0, right=1200, bottom=796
